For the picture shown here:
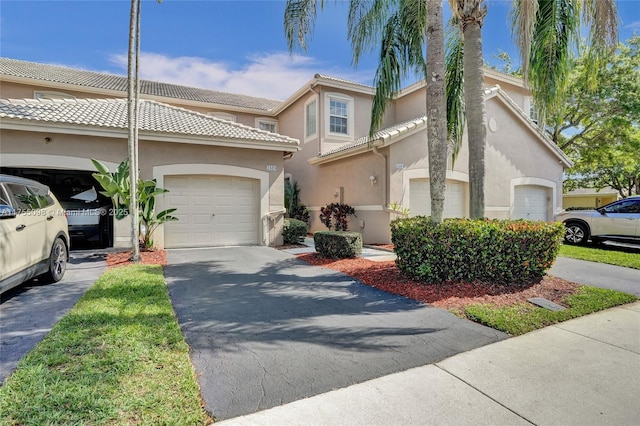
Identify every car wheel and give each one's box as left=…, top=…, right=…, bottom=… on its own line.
left=564, top=223, right=589, bottom=245
left=43, top=237, right=67, bottom=282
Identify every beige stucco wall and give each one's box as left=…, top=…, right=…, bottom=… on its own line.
left=394, top=89, right=426, bottom=123
left=0, top=128, right=287, bottom=248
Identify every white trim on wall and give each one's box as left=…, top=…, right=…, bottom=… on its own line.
left=324, top=92, right=354, bottom=141
left=152, top=163, right=271, bottom=247
left=304, top=95, right=318, bottom=143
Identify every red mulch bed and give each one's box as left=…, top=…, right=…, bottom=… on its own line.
left=296, top=253, right=578, bottom=311
left=106, top=250, right=167, bottom=269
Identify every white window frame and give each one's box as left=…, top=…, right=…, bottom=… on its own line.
left=207, top=112, right=236, bottom=122
left=324, top=92, right=354, bottom=140
left=255, top=118, right=278, bottom=133
left=34, top=91, right=75, bottom=100
left=304, top=96, right=318, bottom=143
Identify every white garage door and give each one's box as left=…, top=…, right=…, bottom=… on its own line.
left=512, top=185, right=549, bottom=221
left=410, top=179, right=466, bottom=218
left=163, top=175, right=259, bottom=248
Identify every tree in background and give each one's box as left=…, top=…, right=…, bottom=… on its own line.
left=556, top=36, right=640, bottom=197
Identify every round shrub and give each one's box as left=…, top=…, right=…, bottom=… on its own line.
left=283, top=218, right=308, bottom=244
left=314, top=231, right=362, bottom=259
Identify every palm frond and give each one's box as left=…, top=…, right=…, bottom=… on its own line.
left=397, top=0, right=427, bottom=71
left=284, top=0, right=323, bottom=52
left=580, top=0, right=618, bottom=89
left=369, top=12, right=405, bottom=138
left=510, top=0, right=539, bottom=84
left=445, top=18, right=465, bottom=165
left=348, top=0, right=390, bottom=67
left=527, top=0, right=580, bottom=120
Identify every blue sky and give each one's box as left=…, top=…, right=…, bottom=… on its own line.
left=1, top=0, right=639, bottom=100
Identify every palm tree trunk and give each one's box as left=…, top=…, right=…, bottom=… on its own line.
left=460, top=1, right=487, bottom=219
left=426, top=0, right=447, bottom=224
left=128, top=0, right=141, bottom=261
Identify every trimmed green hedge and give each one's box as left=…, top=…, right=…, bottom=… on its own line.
left=283, top=218, right=308, bottom=244
left=314, top=231, right=362, bottom=259
left=391, top=217, right=565, bottom=285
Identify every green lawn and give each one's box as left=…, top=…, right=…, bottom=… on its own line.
left=559, top=244, right=640, bottom=269
left=0, top=265, right=209, bottom=425
left=465, top=286, right=638, bottom=336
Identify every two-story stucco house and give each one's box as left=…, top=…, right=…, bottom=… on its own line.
left=0, top=57, right=571, bottom=248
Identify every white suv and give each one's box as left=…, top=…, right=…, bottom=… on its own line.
left=555, top=196, right=640, bottom=245
left=0, top=174, right=70, bottom=295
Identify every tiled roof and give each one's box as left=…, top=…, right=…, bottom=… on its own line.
left=0, top=98, right=299, bottom=148
left=0, top=57, right=283, bottom=112
left=319, top=115, right=428, bottom=158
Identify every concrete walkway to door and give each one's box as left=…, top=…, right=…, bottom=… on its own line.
left=164, top=246, right=507, bottom=421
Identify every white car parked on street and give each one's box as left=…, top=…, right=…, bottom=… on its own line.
left=555, top=196, right=640, bottom=245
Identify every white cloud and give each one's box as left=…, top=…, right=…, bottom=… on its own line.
left=623, top=20, right=640, bottom=30
left=108, top=52, right=374, bottom=101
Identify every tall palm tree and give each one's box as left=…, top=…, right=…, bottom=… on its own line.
left=449, top=0, right=487, bottom=219
left=127, top=0, right=141, bottom=261
left=447, top=0, right=618, bottom=219
left=284, top=0, right=449, bottom=223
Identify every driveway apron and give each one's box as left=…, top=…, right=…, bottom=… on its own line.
left=0, top=251, right=106, bottom=383
left=165, top=246, right=507, bottom=420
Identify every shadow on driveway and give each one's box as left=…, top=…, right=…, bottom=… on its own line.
left=165, top=246, right=507, bottom=420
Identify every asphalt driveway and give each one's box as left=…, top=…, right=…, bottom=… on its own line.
left=0, top=251, right=106, bottom=383
left=165, top=247, right=507, bottom=421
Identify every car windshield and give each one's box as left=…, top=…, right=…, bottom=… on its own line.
left=59, top=187, right=103, bottom=209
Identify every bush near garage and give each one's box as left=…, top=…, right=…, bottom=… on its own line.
left=314, top=231, right=363, bottom=259
left=391, top=217, right=565, bottom=285
left=283, top=218, right=308, bottom=244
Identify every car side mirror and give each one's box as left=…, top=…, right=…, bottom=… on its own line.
left=596, top=208, right=606, bottom=215
left=0, top=204, right=16, bottom=219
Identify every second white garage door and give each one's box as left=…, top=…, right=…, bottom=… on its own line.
left=409, top=179, right=466, bottom=218
left=512, top=185, right=549, bottom=221
left=163, top=175, right=259, bottom=248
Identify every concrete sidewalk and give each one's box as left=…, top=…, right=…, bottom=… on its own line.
left=220, top=301, right=640, bottom=425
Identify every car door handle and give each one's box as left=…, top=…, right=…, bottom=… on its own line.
left=15, top=224, right=26, bottom=231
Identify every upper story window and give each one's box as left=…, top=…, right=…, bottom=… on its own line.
left=256, top=118, right=278, bottom=133
left=324, top=93, right=354, bottom=139
left=304, top=97, right=317, bottom=141
left=207, top=112, right=236, bottom=122
left=524, top=96, right=538, bottom=124
left=34, top=91, right=75, bottom=101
